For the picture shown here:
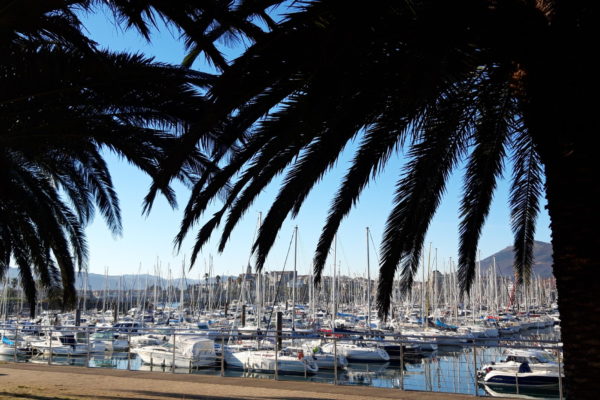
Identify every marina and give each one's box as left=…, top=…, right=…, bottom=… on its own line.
left=0, top=320, right=562, bottom=399
left=1, top=237, right=562, bottom=399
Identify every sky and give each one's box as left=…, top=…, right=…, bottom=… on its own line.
left=79, top=8, right=552, bottom=280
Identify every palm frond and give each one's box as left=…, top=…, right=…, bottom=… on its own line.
left=510, top=128, right=543, bottom=284
left=458, top=76, right=514, bottom=294
left=252, top=87, right=388, bottom=272
left=1, top=20, right=214, bottom=313
left=312, top=114, right=417, bottom=282
left=377, top=80, right=479, bottom=317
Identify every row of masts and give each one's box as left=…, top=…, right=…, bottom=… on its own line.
left=0, top=272, right=556, bottom=324
left=1, top=224, right=556, bottom=323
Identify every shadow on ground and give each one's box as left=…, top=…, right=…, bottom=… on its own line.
left=0, top=390, right=329, bottom=400
left=0, top=392, right=75, bottom=400
left=125, top=390, right=324, bottom=400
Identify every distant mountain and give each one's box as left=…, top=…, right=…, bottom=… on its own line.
left=480, top=240, right=554, bottom=278
left=3, top=268, right=234, bottom=290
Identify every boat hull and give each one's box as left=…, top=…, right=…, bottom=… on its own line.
left=134, top=348, right=216, bottom=368
left=226, top=351, right=318, bottom=375
left=481, top=371, right=560, bottom=388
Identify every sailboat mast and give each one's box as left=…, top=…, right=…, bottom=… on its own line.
left=256, top=265, right=260, bottom=330
left=208, top=255, right=213, bottom=312
left=309, top=264, right=314, bottom=328
left=153, top=263, right=158, bottom=312
left=332, top=234, right=337, bottom=331
left=366, top=227, right=371, bottom=332
left=102, top=266, right=108, bottom=313
left=425, top=243, right=432, bottom=327
left=256, top=212, right=262, bottom=330
left=292, top=225, right=298, bottom=332
left=83, top=269, right=88, bottom=313
left=180, top=258, right=185, bottom=314
left=493, top=257, right=498, bottom=316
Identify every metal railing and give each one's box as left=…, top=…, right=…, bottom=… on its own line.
left=0, top=323, right=563, bottom=398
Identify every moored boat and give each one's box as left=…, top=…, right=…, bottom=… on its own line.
left=321, top=342, right=389, bottom=363
left=225, top=348, right=318, bottom=375
left=132, top=337, right=216, bottom=368
left=479, top=362, right=561, bottom=388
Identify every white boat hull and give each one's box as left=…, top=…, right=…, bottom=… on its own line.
left=226, top=350, right=318, bottom=375
left=133, top=348, right=216, bottom=368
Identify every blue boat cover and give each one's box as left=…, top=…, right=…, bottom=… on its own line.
left=2, top=336, right=15, bottom=346
left=434, top=319, right=458, bottom=330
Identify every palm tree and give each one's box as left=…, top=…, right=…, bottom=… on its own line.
left=1, top=0, right=278, bottom=70
left=1, top=1, right=220, bottom=315
left=153, top=1, right=598, bottom=397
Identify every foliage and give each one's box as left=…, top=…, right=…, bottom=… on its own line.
left=151, top=0, right=551, bottom=317
left=0, top=0, right=239, bottom=314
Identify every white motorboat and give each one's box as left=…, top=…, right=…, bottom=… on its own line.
left=397, top=330, right=439, bottom=352
left=30, top=332, right=104, bottom=355
left=458, top=324, right=499, bottom=339
left=479, top=365, right=561, bottom=388
left=132, top=336, right=216, bottom=368
left=430, top=330, right=474, bottom=345
left=76, top=331, right=129, bottom=352
left=129, top=334, right=167, bottom=348
left=225, top=348, right=318, bottom=375
left=321, top=342, right=389, bottom=363
left=481, top=383, right=560, bottom=399
left=479, top=349, right=560, bottom=374
left=301, top=345, right=348, bottom=369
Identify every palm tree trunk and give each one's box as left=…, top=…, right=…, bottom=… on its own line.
left=522, top=20, right=600, bottom=396
left=542, top=148, right=600, bottom=399
left=530, top=111, right=599, bottom=399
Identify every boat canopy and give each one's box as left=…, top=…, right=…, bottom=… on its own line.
left=174, top=337, right=215, bottom=358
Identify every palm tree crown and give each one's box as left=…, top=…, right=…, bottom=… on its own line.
left=159, top=0, right=546, bottom=317
left=0, top=0, right=232, bottom=314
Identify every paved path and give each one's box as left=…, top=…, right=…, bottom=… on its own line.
left=0, top=362, right=489, bottom=400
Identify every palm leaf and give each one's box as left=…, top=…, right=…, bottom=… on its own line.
left=510, top=128, right=543, bottom=284
left=458, top=73, right=514, bottom=294
left=377, top=79, right=479, bottom=317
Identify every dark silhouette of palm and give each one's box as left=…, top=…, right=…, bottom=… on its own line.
left=157, top=2, right=597, bottom=398
left=170, top=0, right=541, bottom=309
left=0, top=1, right=228, bottom=314
left=1, top=0, right=277, bottom=69
left=2, top=1, right=597, bottom=398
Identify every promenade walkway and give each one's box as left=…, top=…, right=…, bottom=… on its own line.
left=0, top=362, right=491, bottom=400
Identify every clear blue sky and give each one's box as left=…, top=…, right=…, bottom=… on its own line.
left=80, top=8, right=552, bottom=280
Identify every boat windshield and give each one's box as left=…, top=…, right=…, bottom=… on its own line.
left=59, top=335, right=76, bottom=345
left=505, top=351, right=556, bottom=364
left=535, top=352, right=557, bottom=363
